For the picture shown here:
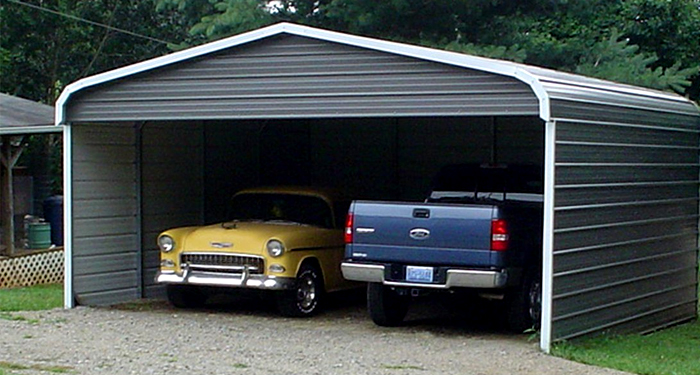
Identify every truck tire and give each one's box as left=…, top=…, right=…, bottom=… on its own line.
left=166, top=285, right=207, bottom=308
left=367, top=283, right=409, bottom=327
left=277, top=264, right=324, bottom=317
left=506, top=270, right=542, bottom=332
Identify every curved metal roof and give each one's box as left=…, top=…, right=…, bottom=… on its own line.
left=56, top=22, right=699, bottom=124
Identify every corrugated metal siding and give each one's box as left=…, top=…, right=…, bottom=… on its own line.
left=64, top=35, right=539, bottom=122
left=71, top=124, right=139, bottom=305
left=141, top=122, right=204, bottom=297
left=551, top=105, right=700, bottom=341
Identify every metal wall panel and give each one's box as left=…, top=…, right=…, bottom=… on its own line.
left=551, top=107, right=700, bottom=341
left=64, top=35, right=539, bottom=122
left=140, top=122, right=204, bottom=298
left=70, top=124, right=139, bottom=305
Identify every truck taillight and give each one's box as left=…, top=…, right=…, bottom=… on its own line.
left=491, top=219, right=509, bottom=251
left=344, top=213, right=354, bottom=244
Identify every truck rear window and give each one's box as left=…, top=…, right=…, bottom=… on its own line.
left=429, top=164, right=543, bottom=202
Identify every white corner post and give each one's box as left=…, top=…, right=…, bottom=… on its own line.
left=540, top=119, right=556, bottom=352
left=63, top=124, right=74, bottom=308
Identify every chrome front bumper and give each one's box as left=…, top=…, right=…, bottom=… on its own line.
left=155, top=268, right=296, bottom=290
left=341, top=262, right=509, bottom=289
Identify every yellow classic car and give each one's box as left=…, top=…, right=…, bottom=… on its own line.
left=155, top=186, right=357, bottom=316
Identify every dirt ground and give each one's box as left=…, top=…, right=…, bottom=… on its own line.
left=0, top=291, right=631, bottom=375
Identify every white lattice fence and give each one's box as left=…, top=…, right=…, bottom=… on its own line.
left=0, top=249, right=64, bottom=288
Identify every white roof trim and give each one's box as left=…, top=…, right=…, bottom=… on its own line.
left=0, top=125, right=63, bottom=135
left=56, top=22, right=699, bottom=124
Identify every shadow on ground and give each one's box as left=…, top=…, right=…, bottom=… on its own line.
left=112, top=287, right=524, bottom=338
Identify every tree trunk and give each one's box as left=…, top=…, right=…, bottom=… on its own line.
left=1, top=136, right=25, bottom=256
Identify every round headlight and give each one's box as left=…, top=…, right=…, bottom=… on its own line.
left=158, top=235, right=175, bottom=252
left=266, top=239, right=285, bottom=257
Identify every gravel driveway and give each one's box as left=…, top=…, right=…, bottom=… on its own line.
left=0, top=291, right=630, bottom=375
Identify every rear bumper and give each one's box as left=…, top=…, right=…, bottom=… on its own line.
left=341, top=262, right=510, bottom=289
left=155, top=269, right=296, bottom=290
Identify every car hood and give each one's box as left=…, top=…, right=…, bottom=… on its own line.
left=177, top=221, right=341, bottom=255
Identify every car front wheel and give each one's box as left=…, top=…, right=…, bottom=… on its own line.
left=277, top=264, right=324, bottom=317
left=166, top=284, right=207, bottom=308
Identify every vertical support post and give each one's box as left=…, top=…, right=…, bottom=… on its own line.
left=135, top=122, right=144, bottom=298
left=1, top=138, right=14, bottom=255
left=1, top=135, right=25, bottom=256
left=63, top=125, right=74, bottom=308
left=540, top=120, right=556, bottom=353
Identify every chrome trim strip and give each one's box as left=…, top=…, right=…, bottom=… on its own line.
left=155, top=270, right=296, bottom=290
left=340, top=263, right=509, bottom=288
left=341, top=263, right=385, bottom=283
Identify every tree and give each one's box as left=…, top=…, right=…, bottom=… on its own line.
left=575, top=29, right=699, bottom=93
left=0, top=0, right=189, bottom=104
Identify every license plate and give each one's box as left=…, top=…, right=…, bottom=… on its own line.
left=406, top=266, right=434, bottom=283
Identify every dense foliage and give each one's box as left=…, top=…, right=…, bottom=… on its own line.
left=0, top=0, right=189, bottom=104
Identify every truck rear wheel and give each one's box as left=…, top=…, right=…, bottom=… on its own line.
left=367, top=283, right=409, bottom=326
left=506, top=270, right=542, bottom=332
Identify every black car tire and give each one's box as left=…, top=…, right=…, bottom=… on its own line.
left=367, top=283, right=410, bottom=327
left=506, top=269, right=542, bottom=332
left=166, top=284, right=207, bottom=308
left=277, top=264, right=324, bottom=317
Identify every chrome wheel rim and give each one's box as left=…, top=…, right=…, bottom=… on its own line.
left=297, top=274, right=316, bottom=311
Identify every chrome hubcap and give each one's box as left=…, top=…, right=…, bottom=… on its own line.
left=297, top=275, right=316, bottom=310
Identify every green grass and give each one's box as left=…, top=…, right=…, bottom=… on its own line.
left=553, top=321, right=700, bottom=375
left=0, top=283, right=63, bottom=312
left=551, top=270, right=700, bottom=375
left=0, top=361, right=73, bottom=373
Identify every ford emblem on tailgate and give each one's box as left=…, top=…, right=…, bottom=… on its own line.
left=409, top=228, right=430, bottom=240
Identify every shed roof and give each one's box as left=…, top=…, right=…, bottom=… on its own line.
left=1, top=93, right=59, bottom=135
left=56, top=22, right=700, bottom=124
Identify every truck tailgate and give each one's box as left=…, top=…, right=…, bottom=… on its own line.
left=347, top=201, right=495, bottom=267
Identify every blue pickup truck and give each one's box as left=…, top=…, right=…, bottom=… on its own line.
left=341, top=164, right=543, bottom=331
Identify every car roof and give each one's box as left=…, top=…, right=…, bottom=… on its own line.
left=234, top=186, right=348, bottom=202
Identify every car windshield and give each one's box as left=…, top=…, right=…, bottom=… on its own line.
left=229, top=193, right=334, bottom=229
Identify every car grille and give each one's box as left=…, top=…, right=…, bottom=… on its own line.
left=180, top=253, right=264, bottom=274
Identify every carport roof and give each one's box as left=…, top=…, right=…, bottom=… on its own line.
left=1, top=93, right=59, bottom=135
left=56, top=22, right=700, bottom=124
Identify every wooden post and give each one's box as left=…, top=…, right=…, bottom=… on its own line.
left=1, top=135, right=25, bottom=256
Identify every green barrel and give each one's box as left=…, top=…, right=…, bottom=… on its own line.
left=28, top=222, right=51, bottom=249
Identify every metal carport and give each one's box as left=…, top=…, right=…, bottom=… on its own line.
left=55, top=23, right=700, bottom=352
